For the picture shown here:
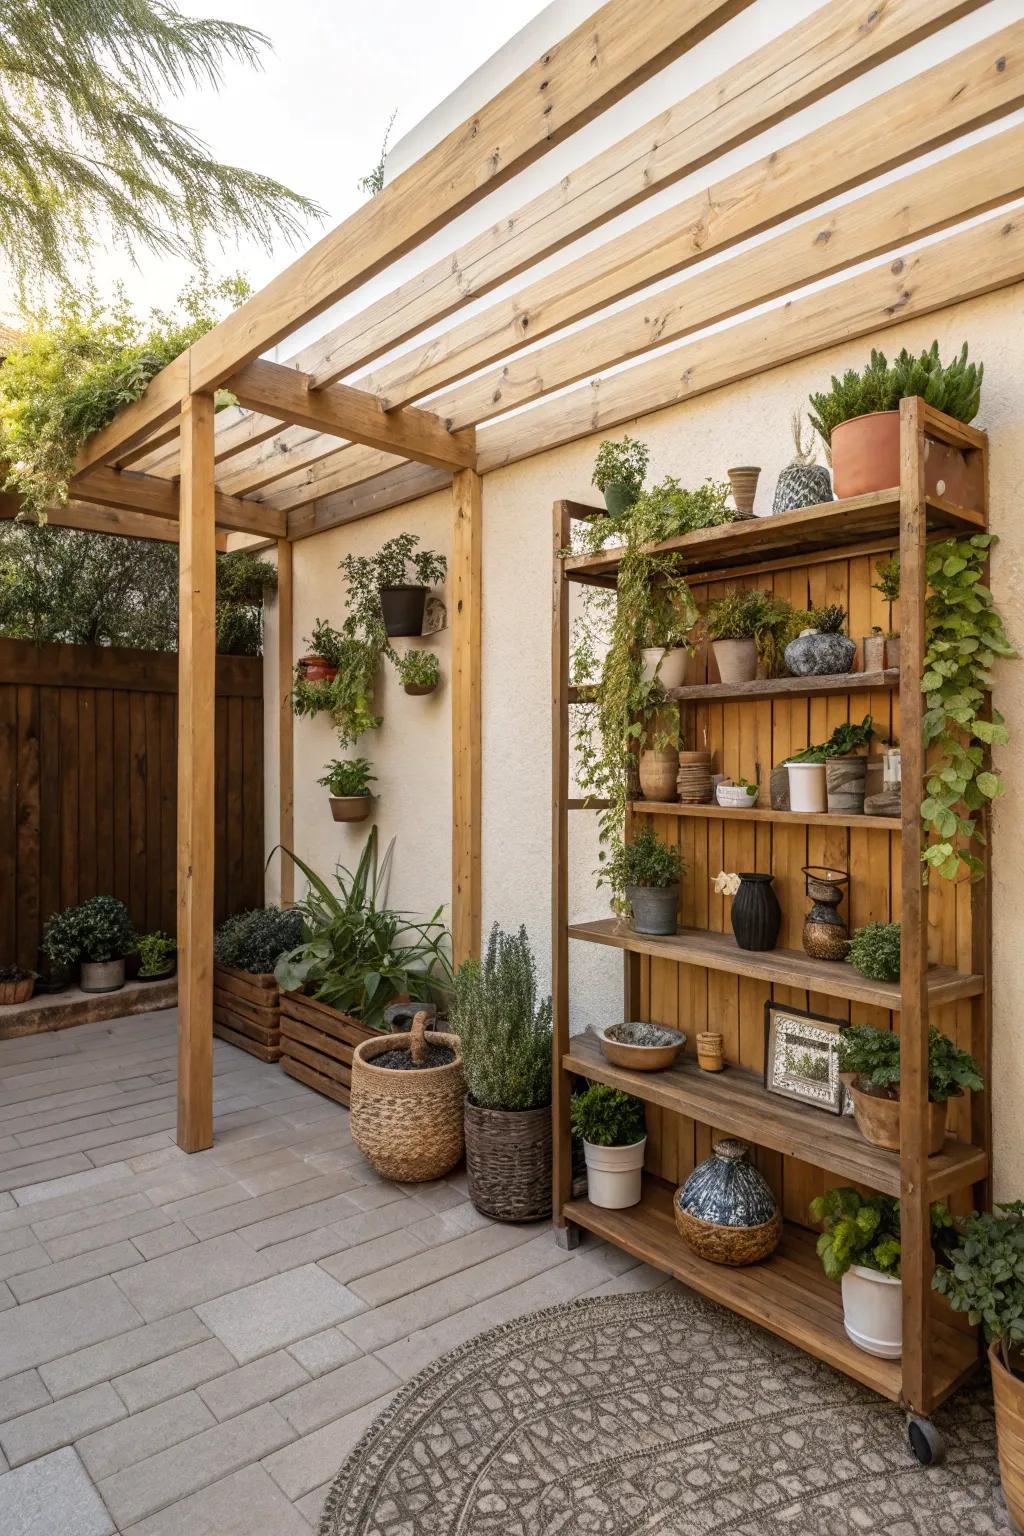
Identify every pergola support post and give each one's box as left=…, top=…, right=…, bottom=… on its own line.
left=177, top=393, right=217, bottom=1153
left=451, top=468, right=482, bottom=966
left=276, top=537, right=295, bottom=906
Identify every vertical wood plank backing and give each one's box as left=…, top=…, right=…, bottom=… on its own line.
left=276, top=538, right=295, bottom=905
left=452, top=468, right=483, bottom=966
left=552, top=501, right=573, bottom=1228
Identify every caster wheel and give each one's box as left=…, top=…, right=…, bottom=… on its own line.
left=908, top=1417, right=946, bottom=1466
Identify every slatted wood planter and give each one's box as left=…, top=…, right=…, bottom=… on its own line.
left=279, top=991, right=378, bottom=1107
left=213, top=965, right=281, bottom=1063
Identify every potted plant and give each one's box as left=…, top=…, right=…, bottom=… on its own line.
left=811, top=1187, right=954, bottom=1359
left=604, top=827, right=682, bottom=936
left=772, top=409, right=832, bottom=512
left=836, top=1023, right=984, bottom=1155
left=715, top=776, right=759, bottom=809
left=0, top=965, right=37, bottom=1005
left=292, top=624, right=381, bottom=748
left=872, top=554, right=901, bottom=670
left=847, top=921, right=900, bottom=983
left=639, top=584, right=693, bottom=692
left=933, top=1202, right=1024, bottom=1526
left=342, top=533, right=447, bottom=639
left=42, top=896, right=136, bottom=993
left=862, top=625, right=886, bottom=673
left=350, top=1009, right=465, bottom=1182
left=808, top=342, right=984, bottom=502
left=451, top=924, right=552, bottom=1222
left=397, top=650, right=440, bottom=696
left=215, top=906, right=305, bottom=977
left=785, top=716, right=874, bottom=814
left=591, top=435, right=649, bottom=515
left=318, top=756, right=375, bottom=822
left=783, top=604, right=856, bottom=677
left=703, top=589, right=797, bottom=685
left=570, top=1083, right=646, bottom=1209
left=297, top=618, right=343, bottom=681
left=136, top=932, right=176, bottom=982
left=637, top=696, right=679, bottom=803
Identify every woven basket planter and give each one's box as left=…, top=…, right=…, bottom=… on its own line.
left=464, top=1099, right=552, bottom=1222
left=350, top=1012, right=465, bottom=1182
left=674, top=1202, right=782, bottom=1267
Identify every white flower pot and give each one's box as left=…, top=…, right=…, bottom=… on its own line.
left=583, top=1136, right=646, bottom=1209
left=640, top=647, right=688, bottom=690
left=716, top=782, right=759, bottom=809
left=841, top=1264, right=902, bottom=1358
left=786, top=760, right=827, bottom=813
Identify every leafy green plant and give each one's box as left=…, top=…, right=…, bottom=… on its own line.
left=42, top=895, right=135, bottom=966
left=810, top=1186, right=954, bottom=1281
left=808, top=342, right=983, bottom=451
left=703, top=588, right=800, bottom=675
left=932, top=1203, right=1024, bottom=1356
left=788, top=715, right=874, bottom=764
left=136, top=932, right=176, bottom=977
left=318, top=758, right=375, bottom=797
left=214, top=906, right=305, bottom=975
left=602, top=826, right=682, bottom=893
left=292, top=625, right=380, bottom=748
left=591, top=436, right=650, bottom=498
left=340, top=534, right=446, bottom=656
left=450, top=924, right=552, bottom=1111
left=215, top=551, right=277, bottom=654
left=873, top=554, right=901, bottom=605
left=837, top=1023, right=983, bottom=1103
left=921, top=535, right=1015, bottom=881
left=357, top=108, right=397, bottom=197
left=809, top=604, right=847, bottom=635
left=0, top=965, right=35, bottom=983
left=847, top=922, right=900, bottom=983
left=397, top=651, right=440, bottom=690
left=570, top=1084, right=646, bottom=1147
left=273, top=830, right=453, bottom=1029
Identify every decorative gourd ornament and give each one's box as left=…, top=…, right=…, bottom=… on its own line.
left=773, top=410, right=832, bottom=513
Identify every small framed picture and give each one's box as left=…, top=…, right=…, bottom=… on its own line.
left=763, top=1003, right=848, bottom=1115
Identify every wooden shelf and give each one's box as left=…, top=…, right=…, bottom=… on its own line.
left=562, top=490, right=985, bottom=584
left=665, top=669, right=898, bottom=702
left=565, top=1034, right=986, bottom=1200
left=567, top=920, right=984, bottom=1010
left=630, top=801, right=900, bottom=831
left=563, top=1178, right=979, bottom=1407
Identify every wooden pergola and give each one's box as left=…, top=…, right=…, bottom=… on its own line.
left=54, top=0, right=1024, bottom=1163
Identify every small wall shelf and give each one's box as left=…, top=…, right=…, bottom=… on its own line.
left=629, top=802, right=900, bottom=831
left=665, top=669, right=898, bottom=703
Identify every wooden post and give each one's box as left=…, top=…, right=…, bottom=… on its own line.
left=898, top=395, right=930, bottom=1412
left=276, top=538, right=294, bottom=906
left=177, top=394, right=217, bottom=1153
left=551, top=500, right=576, bottom=1245
left=451, top=467, right=482, bottom=967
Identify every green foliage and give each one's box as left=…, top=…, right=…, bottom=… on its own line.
left=847, top=922, right=900, bottom=983
left=810, top=604, right=847, bottom=635
left=450, top=924, right=552, bottom=1111
left=873, top=555, right=901, bottom=605
left=570, top=1084, right=646, bottom=1147
left=603, top=826, right=682, bottom=893
left=0, top=0, right=323, bottom=291
left=397, top=651, right=440, bottom=690
left=292, top=624, right=381, bottom=749
left=0, top=965, right=34, bottom=982
left=213, top=905, right=304, bottom=975
left=837, top=1023, right=983, bottom=1103
left=215, top=551, right=277, bottom=603
left=273, top=830, right=454, bottom=1029
left=42, top=895, right=135, bottom=965
left=921, top=535, right=1015, bottom=881
left=788, top=715, right=874, bottom=764
left=318, top=758, right=375, bottom=797
left=932, top=1203, right=1024, bottom=1348
left=591, top=435, right=650, bottom=497
left=810, top=1187, right=954, bottom=1281
left=808, top=342, right=983, bottom=449
left=0, top=278, right=249, bottom=522
left=136, top=932, right=175, bottom=977
left=356, top=108, right=397, bottom=197
left=702, top=587, right=804, bottom=675
left=340, top=534, right=446, bottom=656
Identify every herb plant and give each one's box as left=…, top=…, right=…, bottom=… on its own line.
left=292, top=627, right=380, bottom=748
left=933, top=1204, right=1024, bottom=1357
left=214, top=906, right=305, bottom=975
left=602, top=826, right=682, bottom=893
left=450, top=924, right=552, bottom=1111
left=788, top=715, right=874, bottom=764
left=837, top=1023, right=983, bottom=1103
left=847, top=922, right=900, bottom=983
left=809, top=604, right=847, bottom=635
left=318, top=758, right=375, bottom=797
left=591, top=436, right=649, bottom=499
left=136, top=932, right=176, bottom=977
left=811, top=1186, right=954, bottom=1281
left=703, top=588, right=801, bottom=675
left=397, top=651, right=440, bottom=690
left=571, top=1083, right=646, bottom=1147
left=808, top=342, right=983, bottom=450
left=340, top=534, right=446, bottom=655
left=42, top=896, right=135, bottom=966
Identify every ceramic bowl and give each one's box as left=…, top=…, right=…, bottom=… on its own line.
left=716, top=783, right=760, bottom=809
left=593, top=1020, right=686, bottom=1072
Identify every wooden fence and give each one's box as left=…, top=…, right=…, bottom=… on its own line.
left=0, top=638, right=264, bottom=970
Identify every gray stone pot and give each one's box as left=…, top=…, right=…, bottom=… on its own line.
left=784, top=628, right=856, bottom=676
left=825, top=755, right=867, bottom=814
left=80, top=958, right=126, bottom=994
left=627, top=884, right=679, bottom=936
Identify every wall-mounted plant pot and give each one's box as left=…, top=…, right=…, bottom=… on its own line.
left=0, top=972, right=36, bottom=1005
left=627, top=883, right=678, bottom=936
left=380, top=585, right=428, bottom=637
left=849, top=1083, right=949, bottom=1156
left=841, top=1265, right=902, bottom=1358
left=825, top=754, right=867, bottom=814
left=862, top=633, right=887, bottom=672
left=638, top=749, right=679, bottom=802
left=80, top=958, right=126, bottom=994
left=831, top=411, right=984, bottom=506
left=330, top=795, right=371, bottom=823
left=712, top=637, right=757, bottom=684
left=640, top=646, right=688, bottom=690
left=297, top=654, right=337, bottom=682
left=583, top=1135, right=646, bottom=1209
left=784, top=628, right=856, bottom=676
left=603, top=482, right=636, bottom=516
left=885, top=635, right=901, bottom=670
left=730, top=873, right=781, bottom=952
left=403, top=681, right=437, bottom=697
left=786, top=761, right=826, bottom=813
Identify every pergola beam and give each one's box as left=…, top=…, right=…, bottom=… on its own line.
left=0, top=492, right=227, bottom=546
left=70, top=465, right=286, bottom=538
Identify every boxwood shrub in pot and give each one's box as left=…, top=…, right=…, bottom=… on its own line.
left=42, top=895, right=136, bottom=993
left=214, top=905, right=305, bottom=978
left=836, top=1023, right=983, bottom=1156
left=451, top=923, right=553, bottom=1222
left=571, top=1084, right=646, bottom=1209
left=604, top=827, right=682, bottom=936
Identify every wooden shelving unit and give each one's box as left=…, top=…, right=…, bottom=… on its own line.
left=551, top=400, right=992, bottom=1420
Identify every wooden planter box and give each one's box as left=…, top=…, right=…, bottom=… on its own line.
left=213, top=965, right=281, bottom=1063
left=279, top=991, right=378, bottom=1107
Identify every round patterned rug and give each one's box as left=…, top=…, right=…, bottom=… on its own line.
left=319, top=1288, right=1011, bottom=1535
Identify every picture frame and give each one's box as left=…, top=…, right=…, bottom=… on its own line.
left=763, top=1002, right=849, bottom=1115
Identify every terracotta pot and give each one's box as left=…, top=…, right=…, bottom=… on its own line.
left=329, top=795, right=371, bottom=823
left=677, top=750, right=712, bottom=805
left=298, top=655, right=337, bottom=682
left=849, top=1083, right=949, bottom=1156
left=593, top=1021, right=686, bottom=1073
left=403, top=682, right=437, bottom=697
left=727, top=466, right=761, bottom=519
left=885, top=635, right=901, bottom=671
left=862, top=633, right=887, bottom=673
left=712, top=638, right=757, bottom=684
left=639, top=749, right=679, bottom=802
left=831, top=411, right=984, bottom=506
left=989, top=1342, right=1024, bottom=1532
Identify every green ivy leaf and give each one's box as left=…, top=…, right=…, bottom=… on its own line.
left=976, top=772, right=1001, bottom=800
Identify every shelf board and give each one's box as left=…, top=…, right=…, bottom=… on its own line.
left=563, top=1178, right=978, bottom=1407
left=565, top=1034, right=986, bottom=1200
left=562, top=491, right=985, bottom=584
left=665, top=669, right=898, bottom=703
left=567, top=920, right=984, bottom=1010
left=630, top=801, right=900, bottom=831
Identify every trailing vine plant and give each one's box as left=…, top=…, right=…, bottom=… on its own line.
left=921, top=534, right=1014, bottom=880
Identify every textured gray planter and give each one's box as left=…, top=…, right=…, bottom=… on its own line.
left=825, top=755, right=867, bottom=814
left=627, top=884, right=679, bottom=936
left=784, top=629, right=856, bottom=676
left=772, top=461, right=832, bottom=513
left=80, top=958, right=126, bottom=994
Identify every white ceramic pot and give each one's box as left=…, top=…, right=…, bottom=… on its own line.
left=786, top=761, right=827, bottom=813
left=841, top=1264, right=902, bottom=1358
left=583, top=1136, right=646, bottom=1209
left=640, top=647, right=688, bottom=690
left=716, top=782, right=759, bottom=809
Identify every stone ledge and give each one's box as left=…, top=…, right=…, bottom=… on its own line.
left=0, top=978, right=177, bottom=1039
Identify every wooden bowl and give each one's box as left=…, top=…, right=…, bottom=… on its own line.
left=593, top=1021, right=686, bottom=1072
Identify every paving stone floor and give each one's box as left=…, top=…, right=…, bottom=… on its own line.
left=0, top=1010, right=664, bottom=1533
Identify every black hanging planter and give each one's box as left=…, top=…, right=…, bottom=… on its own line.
left=730, top=873, right=781, bottom=952
left=380, top=585, right=428, bottom=637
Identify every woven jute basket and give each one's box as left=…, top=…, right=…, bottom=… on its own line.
left=464, top=1098, right=552, bottom=1223
left=674, top=1201, right=782, bottom=1267
left=350, top=1012, right=465, bottom=1182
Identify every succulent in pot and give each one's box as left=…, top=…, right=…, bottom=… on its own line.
left=136, top=932, right=176, bottom=981
left=836, top=1023, right=983, bottom=1156
left=42, top=895, right=136, bottom=993
left=451, top=924, right=553, bottom=1222
left=715, top=776, right=759, bottom=809
left=396, top=649, right=440, bottom=696
left=318, top=756, right=375, bottom=823
left=605, top=827, right=682, bottom=936
left=783, top=604, right=856, bottom=677
left=591, top=434, right=649, bottom=515
left=571, top=1083, right=646, bottom=1209
left=0, top=965, right=37, bottom=1005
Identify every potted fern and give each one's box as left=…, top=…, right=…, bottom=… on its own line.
left=451, top=924, right=552, bottom=1222
left=571, top=1084, right=646, bottom=1209
left=318, top=757, right=375, bottom=822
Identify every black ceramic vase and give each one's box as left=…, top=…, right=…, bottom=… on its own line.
left=730, top=873, right=781, bottom=951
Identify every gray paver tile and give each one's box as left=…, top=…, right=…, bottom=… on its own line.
left=0, top=1371, right=50, bottom=1423
left=262, top=1390, right=395, bottom=1502
left=273, top=1354, right=399, bottom=1436
left=10, top=1239, right=143, bottom=1302
left=0, top=1446, right=115, bottom=1536
left=121, top=1462, right=310, bottom=1535
left=311, top=1227, right=424, bottom=1284
left=0, top=1381, right=126, bottom=1468
left=197, top=1350, right=309, bottom=1421
left=11, top=1161, right=130, bottom=1205
left=342, top=1220, right=536, bottom=1306
left=39, top=1309, right=210, bottom=1400
left=113, top=1338, right=237, bottom=1414
left=196, top=1264, right=365, bottom=1364
left=0, top=1241, right=51, bottom=1282
left=131, top=1221, right=197, bottom=1259
left=77, top=1389, right=215, bottom=1480
left=111, top=1232, right=275, bottom=1320
left=43, top=1206, right=170, bottom=1260
left=286, top=1327, right=361, bottom=1378
left=0, top=1276, right=142, bottom=1377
